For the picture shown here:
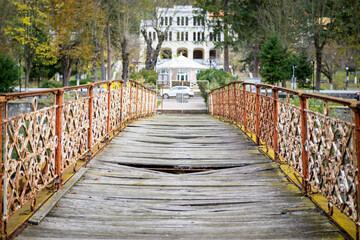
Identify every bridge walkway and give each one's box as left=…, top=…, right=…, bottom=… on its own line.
left=17, top=114, right=343, bottom=239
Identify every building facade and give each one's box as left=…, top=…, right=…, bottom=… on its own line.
left=140, top=5, right=224, bottom=88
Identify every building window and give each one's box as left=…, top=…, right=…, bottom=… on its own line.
left=169, top=32, right=172, bottom=41
left=198, top=32, right=200, bottom=41
left=213, top=32, right=217, bottom=41
left=193, top=32, right=196, bottom=41
left=193, top=17, right=196, bottom=26
left=161, top=49, right=172, bottom=59
left=193, top=50, right=203, bottom=59
left=177, top=17, right=180, bottom=25
left=158, top=70, right=170, bottom=87
left=177, top=69, right=189, bottom=81
left=218, top=33, right=221, bottom=42
left=185, top=32, right=188, bottom=41
left=148, top=32, right=151, bottom=40
left=197, top=18, right=201, bottom=26
left=209, top=32, right=213, bottom=41
left=186, top=17, right=188, bottom=26
left=181, top=32, right=184, bottom=41
left=165, top=32, right=168, bottom=41
left=177, top=32, right=180, bottom=41
left=210, top=49, right=217, bottom=59
left=160, top=17, right=164, bottom=25
left=153, top=32, right=156, bottom=41
left=165, top=17, right=168, bottom=25
left=170, top=17, right=172, bottom=25
left=181, top=17, right=184, bottom=26
left=177, top=49, right=188, bottom=57
left=202, top=32, right=205, bottom=41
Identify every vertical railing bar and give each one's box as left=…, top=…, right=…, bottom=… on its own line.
left=55, top=90, right=64, bottom=189
left=0, top=98, right=5, bottom=239
left=234, top=83, right=238, bottom=125
left=129, top=82, right=132, bottom=121
left=243, top=84, right=247, bottom=132
left=135, top=84, right=139, bottom=119
left=120, top=82, right=124, bottom=130
left=273, top=88, right=279, bottom=163
left=255, top=85, right=260, bottom=145
left=107, top=82, right=111, bottom=138
left=300, top=94, right=309, bottom=195
left=87, top=85, right=94, bottom=155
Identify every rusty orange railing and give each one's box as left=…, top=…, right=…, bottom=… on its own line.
left=0, top=80, right=156, bottom=238
left=209, top=81, right=360, bottom=231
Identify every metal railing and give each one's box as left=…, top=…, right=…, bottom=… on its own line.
left=0, top=80, right=156, bottom=237
left=209, top=81, right=360, bottom=228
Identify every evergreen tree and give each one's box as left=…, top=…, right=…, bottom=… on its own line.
left=259, top=34, right=290, bottom=85
left=0, top=54, right=20, bottom=92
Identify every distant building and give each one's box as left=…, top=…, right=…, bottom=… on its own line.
left=140, top=5, right=224, bottom=88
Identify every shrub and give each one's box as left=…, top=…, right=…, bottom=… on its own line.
left=0, top=54, right=20, bottom=93
left=69, top=79, right=94, bottom=86
left=40, top=81, right=63, bottom=88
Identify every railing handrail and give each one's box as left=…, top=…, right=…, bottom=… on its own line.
left=209, top=81, right=360, bottom=235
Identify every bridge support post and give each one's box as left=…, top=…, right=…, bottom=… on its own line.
left=243, top=84, right=247, bottom=132
left=299, top=94, right=309, bottom=195
left=135, top=84, right=139, bottom=119
left=353, top=106, right=360, bottom=238
left=87, top=85, right=94, bottom=156
left=234, top=83, right=238, bottom=125
left=272, top=88, right=279, bottom=163
left=55, top=90, right=64, bottom=189
left=255, top=85, right=260, bottom=145
left=120, top=82, right=124, bottom=128
left=107, top=82, right=111, bottom=138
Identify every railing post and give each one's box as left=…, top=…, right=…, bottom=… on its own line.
left=129, top=82, right=132, bottom=121
left=243, top=84, right=247, bottom=132
left=55, top=90, right=64, bottom=189
left=140, top=86, right=144, bottom=117
left=353, top=105, right=360, bottom=236
left=300, top=94, right=309, bottom=195
left=233, top=83, right=238, bottom=125
left=107, top=82, right=111, bottom=137
left=0, top=97, right=5, bottom=238
left=135, top=84, right=139, bottom=119
left=272, top=88, right=279, bottom=163
left=120, top=82, right=124, bottom=129
left=255, top=85, right=260, bottom=145
left=88, top=85, right=94, bottom=155
left=227, top=85, right=230, bottom=120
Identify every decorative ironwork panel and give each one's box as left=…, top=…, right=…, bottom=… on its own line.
left=92, top=92, right=108, bottom=146
left=223, top=87, right=229, bottom=119
left=122, top=87, right=130, bottom=123
left=259, top=95, right=274, bottom=148
left=228, top=85, right=236, bottom=121
left=277, top=101, right=302, bottom=172
left=131, top=86, right=137, bottom=118
left=245, top=92, right=256, bottom=133
left=236, top=88, right=244, bottom=125
left=4, top=106, right=57, bottom=216
left=305, top=110, right=358, bottom=221
left=62, top=96, right=89, bottom=170
left=110, top=88, right=122, bottom=132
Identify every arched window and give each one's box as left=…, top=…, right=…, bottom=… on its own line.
left=181, top=32, right=184, bottom=41
left=198, top=32, right=200, bottom=41
left=177, top=49, right=188, bottom=57
left=169, top=32, right=172, bottom=41
left=202, top=32, right=205, bottom=41
left=177, top=32, right=180, bottom=41
left=170, top=17, right=172, bottom=25
left=161, top=49, right=172, bottom=59
left=209, top=32, right=213, bottom=41
left=193, top=49, right=204, bottom=59
left=193, top=32, right=196, bottom=41
left=160, top=17, right=164, bottom=25
left=186, top=17, right=188, bottom=26
left=193, top=17, right=196, bottom=26
left=185, top=32, right=188, bottom=41
left=181, top=17, right=184, bottom=26
left=177, top=17, right=180, bottom=25
left=165, top=17, right=168, bottom=25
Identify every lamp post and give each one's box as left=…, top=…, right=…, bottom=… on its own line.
left=18, top=59, right=21, bottom=92
left=345, top=66, right=349, bottom=90
left=291, top=65, right=297, bottom=90
left=311, top=61, right=315, bottom=92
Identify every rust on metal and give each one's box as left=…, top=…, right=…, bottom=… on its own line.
left=299, top=95, right=309, bottom=194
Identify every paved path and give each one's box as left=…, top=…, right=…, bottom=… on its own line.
left=158, top=97, right=207, bottom=113
left=17, top=115, right=343, bottom=239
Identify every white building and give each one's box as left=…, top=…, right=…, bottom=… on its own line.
left=140, top=5, right=224, bottom=88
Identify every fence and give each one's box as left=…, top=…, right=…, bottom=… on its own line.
left=209, top=81, right=360, bottom=228
left=0, top=80, right=156, bottom=237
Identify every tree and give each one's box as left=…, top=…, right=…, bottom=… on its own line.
left=48, top=0, right=99, bottom=86
left=259, top=33, right=290, bottom=85
left=321, top=42, right=344, bottom=90
left=0, top=54, right=20, bottom=92
left=0, top=0, right=15, bottom=53
left=299, top=0, right=341, bottom=91
left=5, top=0, right=51, bottom=90
left=288, top=49, right=312, bottom=89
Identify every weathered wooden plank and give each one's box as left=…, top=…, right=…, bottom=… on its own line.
left=16, top=114, right=344, bottom=239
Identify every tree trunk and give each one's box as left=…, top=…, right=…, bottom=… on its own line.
left=315, top=47, right=322, bottom=91
left=141, top=29, right=165, bottom=70
left=24, top=46, right=34, bottom=91
left=121, top=38, right=130, bottom=81
left=93, top=50, right=99, bottom=82
left=100, top=45, right=106, bottom=81
left=107, top=22, right=111, bottom=81
left=223, top=0, right=229, bottom=72
left=253, top=45, right=259, bottom=78
left=62, top=56, right=73, bottom=87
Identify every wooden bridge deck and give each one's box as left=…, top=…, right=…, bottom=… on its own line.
left=17, top=115, right=343, bottom=239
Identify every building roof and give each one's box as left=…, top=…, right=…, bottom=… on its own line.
left=156, top=55, right=208, bottom=70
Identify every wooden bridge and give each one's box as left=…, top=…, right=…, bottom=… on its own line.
left=0, top=80, right=359, bottom=239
